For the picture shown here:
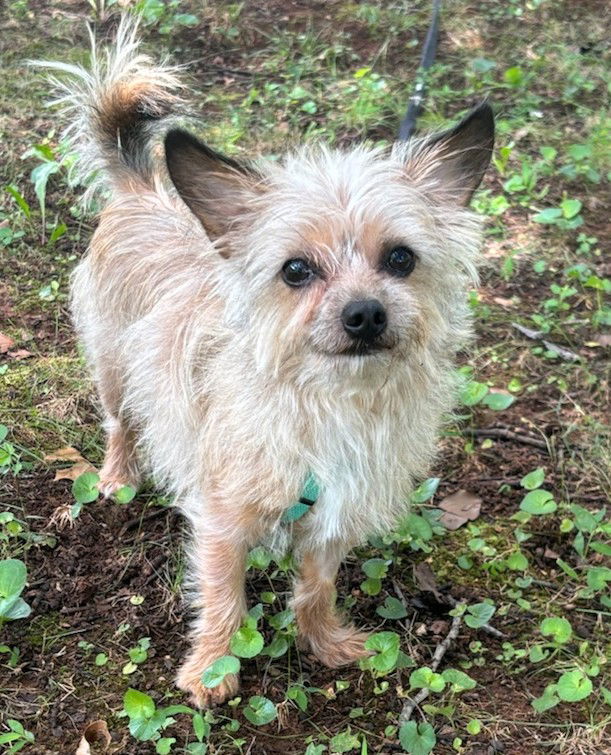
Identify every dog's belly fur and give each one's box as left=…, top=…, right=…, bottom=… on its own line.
left=71, top=190, right=452, bottom=552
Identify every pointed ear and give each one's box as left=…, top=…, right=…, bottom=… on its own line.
left=164, top=129, right=262, bottom=242
left=405, top=102, right=495, bottom=206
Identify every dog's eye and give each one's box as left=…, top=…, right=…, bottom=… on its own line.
left=281, top=258, right=315, bottom=287
left=384, top=246, right=416, bottom=277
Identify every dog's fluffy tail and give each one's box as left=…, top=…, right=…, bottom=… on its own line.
left=32, top=17, right=184, bottom=200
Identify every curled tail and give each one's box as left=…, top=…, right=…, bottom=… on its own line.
left=32, top=17, right=184, bottom=198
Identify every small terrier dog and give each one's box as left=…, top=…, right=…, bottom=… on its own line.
left=44, top=20, right=493, bottom=707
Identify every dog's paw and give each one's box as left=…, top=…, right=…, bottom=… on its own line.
left=310, top=627, right=372, bottom=668
left=176, top=662, right=239, bottom=709
left=97, top=472, right=139, bottom=499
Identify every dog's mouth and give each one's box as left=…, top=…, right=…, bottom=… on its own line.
left=329, top=341, right=394, bottom=358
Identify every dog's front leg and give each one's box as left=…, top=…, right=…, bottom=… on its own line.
left=293, top=542, right=371, bottom=668
left=176, top=526, right=248, bottom=708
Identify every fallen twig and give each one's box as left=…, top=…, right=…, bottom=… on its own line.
left=511, top=322, right=580, bottom=362
left=399, top=566, right=505, bottom=640
left=399, top=612, right=463, bottom=725
left=463, top=427, right=549, bottom=451
left=120, top=505, right=176, bottom=535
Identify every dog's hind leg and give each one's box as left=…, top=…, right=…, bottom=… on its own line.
left=293, top=543, right=371, bottom=668
left=95, top=362, right=141, bottom=498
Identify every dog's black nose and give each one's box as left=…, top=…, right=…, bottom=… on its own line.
left=341, top=299, right=387, bottom=342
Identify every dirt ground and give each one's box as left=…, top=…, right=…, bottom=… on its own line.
left=0, top=1, right=609, bottom=754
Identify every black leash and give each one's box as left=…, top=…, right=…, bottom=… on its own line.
left=397, top=0, right=443, bottom=141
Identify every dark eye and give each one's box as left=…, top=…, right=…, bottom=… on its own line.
left=281, top=258, right=316, bottom=287
left=384, top=246, right=416, bottom=277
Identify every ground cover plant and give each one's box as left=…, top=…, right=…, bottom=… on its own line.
left=0, top=0, right=609, bottom=753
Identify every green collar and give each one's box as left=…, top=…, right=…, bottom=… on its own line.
left=281, top=473, right=320, bottom=523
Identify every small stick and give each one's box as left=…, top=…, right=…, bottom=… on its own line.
left=399, top=612, right=463, bottom=725
left=392, top=575, right=505, bottom=639
left=392, top=578, right=410, bottom=611
left=462, top=427, right=549, bottom=451
left=120, top=505, right=175, bottom=535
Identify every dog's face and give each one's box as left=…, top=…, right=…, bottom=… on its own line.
left=165, top=105, right=494, bottom=384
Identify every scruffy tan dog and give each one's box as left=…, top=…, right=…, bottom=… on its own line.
left=43, top=20, right=493, bottom=707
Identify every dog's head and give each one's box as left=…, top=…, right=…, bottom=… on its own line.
left=165, top=104, right=494, bottom=386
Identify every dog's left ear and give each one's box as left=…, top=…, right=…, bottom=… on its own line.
left=404, top=102, right=495, bottom=206
left=165, top=129, right=263, bottom=243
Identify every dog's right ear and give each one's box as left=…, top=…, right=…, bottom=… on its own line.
left=402, top=102, right=495, bottom=206
left=165, top=129, right=262, bottom=243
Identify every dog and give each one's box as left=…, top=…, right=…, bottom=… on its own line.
left=41, top=19, right=494, bottom=707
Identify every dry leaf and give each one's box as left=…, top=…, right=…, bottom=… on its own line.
left=7, top=349, right=33, bottom=360
left=430, top=619, right=450, bottom=635
left=75, top=720, right=111, bottom=754
left=0, top=332, right=15, bottom=353
left=45, top=447, right=97, bottom=481
left=54, top=460, right=97, bottom=482
left=595, top=334, right=611, bottom=347
left=544, top=547, right=559, bottom=560
left=413, top=562, right=444, bottom=603
left=493, top=296, right=515, bottom=309
left=45, top=447, right=86, bottom=463
left=439, top=490, right=482, bottom=531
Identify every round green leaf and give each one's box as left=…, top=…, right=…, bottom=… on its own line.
left=464, top=602, right=495, bottom=629
left=557, top=670, right=592, bottom=702
left=156, top=737, right=176, bottom=755
left=586, top=566, right=611, bottom=591
left=506, top=551, right=529, bottom=571
left=442, top=668, right=477, bottom=692
left=268, top=609, right=294, bottom=630
left=123, top=688, right=155, bottom=720
left=329, top=730, right=360, bottom=753
left=410, top=477, right=440, bottom=503
left=482, top=391, right=515, bottom=410
left=399, top=721, right=436, bottom=755
left=531, top=684, right=560, bottom=713
left=362, top=558, right=390, bottom=579
left=503, top=66, right=524, bottom=86
left=0, top=595, right=32, bottom=621
left=72, top=472, right=100, bottom=504
left=364, top=631, right=400, bottom=674
left=561, top=198, right=582, bottom=219
left=466, top=718, right=482, bottom=735
left=376, top=596, right=408, bottom=620
left=201, top=655, right=240, bottom=688
left=520, top=467, right=545, bottom=490
left=361, top=576, right=382, bottom=596
left=247, top=546, right=272, bottom=570
left=409, top=666, right=445, bottom=693
left=114, top=485, right=136, bottom=504
left=460, top=381, right=489, bottom=407
left=263, top=635, right=288, bottom=659
left=520, top=489, right=556, bottom=515
left=540, top=617, right=572, bottom=644
left=243, top=695, right=277, bottom=726
left=230, top=625, right=264, bottom=658
left=533, top=208, right=562, bottom=224
left=0, top=558, right=27, bottom=598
